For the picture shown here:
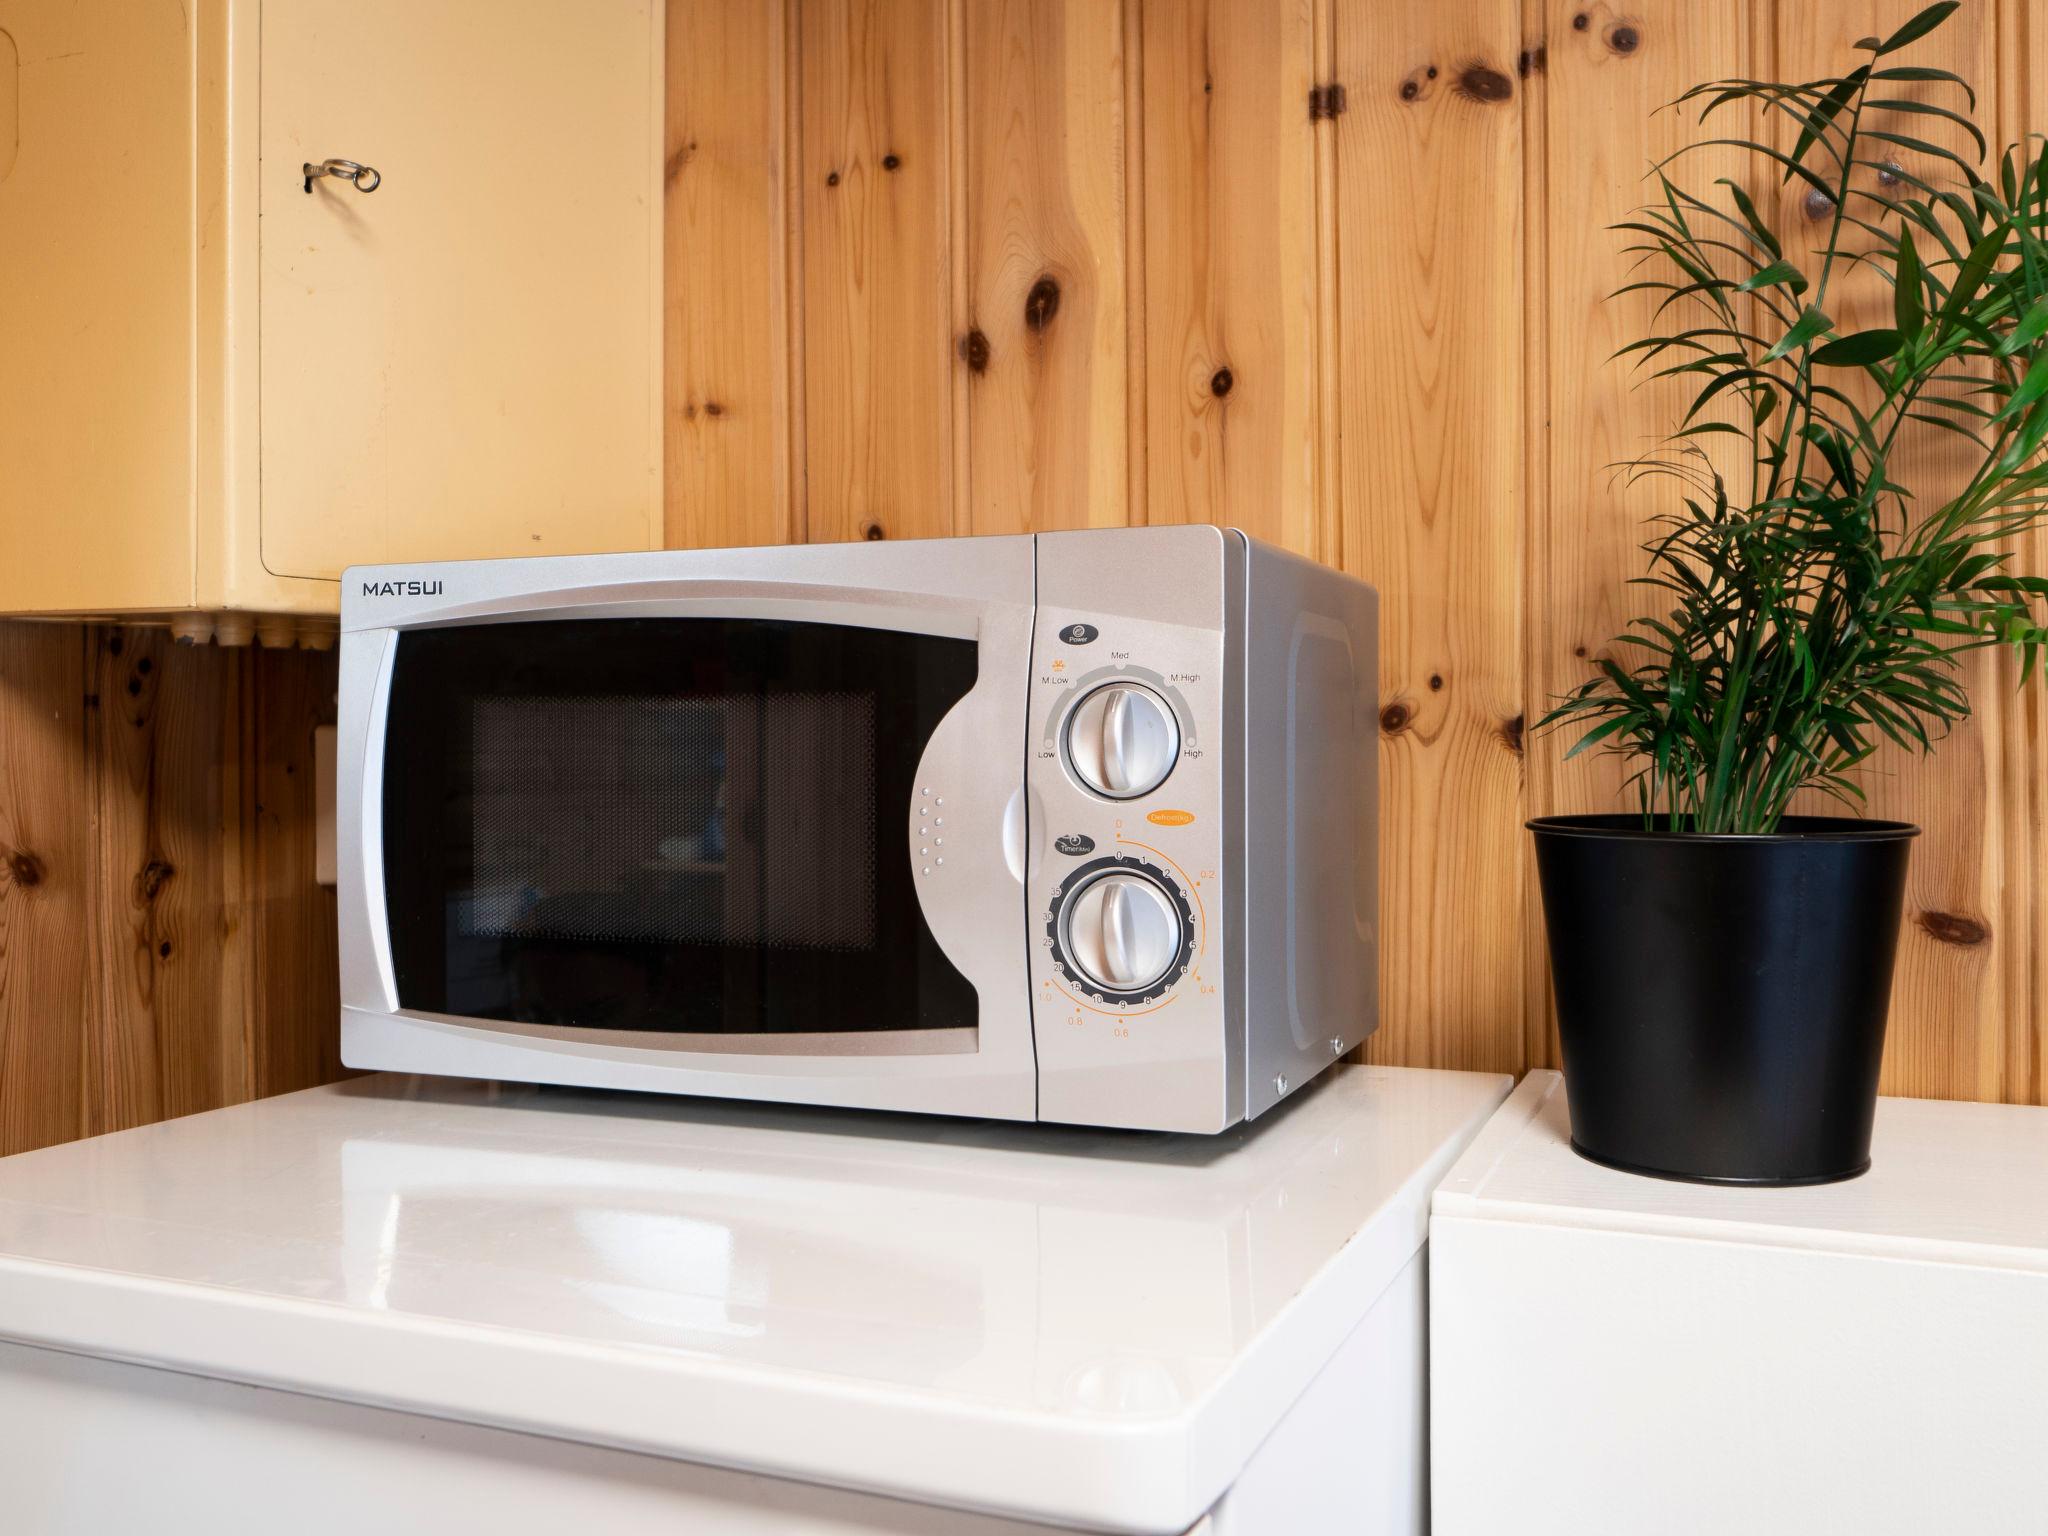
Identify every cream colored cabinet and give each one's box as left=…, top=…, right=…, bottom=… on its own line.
left=0, top=0, right=662, bottom=635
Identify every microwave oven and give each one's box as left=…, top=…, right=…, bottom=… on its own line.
left=337, top=525, right=1377, bottom=1133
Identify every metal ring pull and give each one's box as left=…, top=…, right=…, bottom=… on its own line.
left=303, top=158, right=382, bottom=194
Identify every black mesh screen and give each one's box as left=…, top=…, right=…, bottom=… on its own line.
left=380, top=617, right=979, bottom=1035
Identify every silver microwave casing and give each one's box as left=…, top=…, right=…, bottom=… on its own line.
left=337, top=525, right=1377, bottom=1133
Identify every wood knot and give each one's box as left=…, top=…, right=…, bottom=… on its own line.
left=1309, top=83, right=1348, bottom=119
left=861, top=520, right=886, bottom=541
left=158, top=941, right=173, bottom=959
left=1518, top=44, right=1547, bottom=77
left=703, top=401, right=725, bottom=418
left=1573, top=644, right=1588, bottom=658
left=1570, top=11, right=1588, bottom=29
left=826, top=170, right=840, bottom=187
left=1500, top=713, right=1526, bottom=756
left=136, top=858, right=175, bottom=904
left=1210, top=367, right=1234, bottom=397
left=1916, top=910, right=1989, bottom=947
left=1606, top=23, right=1639, bottom=54
left=1456, top=64, right=1513, bottom=103
left=4, top=848, right=45, bottom=888
left=1400, top=77, right=1422, bottom=102
left=882, top=153, right=901, bottom=171
left=958, top=328, right=990, bottom=373
left=108, top=633, right=124, bottom=657
left=1429, top=673, right=1445, bottom=691
left=1379, top=701, right=1413, bottom=736
left=664, top=141, right=696, bottom=183
left=1024, top=276, right=1061, bottom=332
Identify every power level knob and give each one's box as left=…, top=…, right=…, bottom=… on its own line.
left=1060, top=872, right=1185, bottom=994
left=1064, top=683, right=1180, bottom=799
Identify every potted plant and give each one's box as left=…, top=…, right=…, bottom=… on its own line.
left=1534, top=1, right=2048, bottom=1185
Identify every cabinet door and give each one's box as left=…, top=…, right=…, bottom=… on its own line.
left=0, top=0, right=198, bottom=614
left=259, top=0, right=661, bottom=580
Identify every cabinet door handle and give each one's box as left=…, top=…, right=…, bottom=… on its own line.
left=303, top=158, right=382, bottom=194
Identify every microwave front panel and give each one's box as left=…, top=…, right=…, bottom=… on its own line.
left=378, top=617, right=978, bottom=1037
left=1027, top=528, right=1235, bottom=1132
left=338, top=537, right=1039, bottom=1121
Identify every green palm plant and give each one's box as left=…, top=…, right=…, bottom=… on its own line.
left=1543, top=0, right=2048, bottom=833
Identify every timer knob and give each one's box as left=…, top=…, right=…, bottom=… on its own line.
left=1060, top=872, right=1185, bottom=994
left=1064, top=682, right=1180, bottom=799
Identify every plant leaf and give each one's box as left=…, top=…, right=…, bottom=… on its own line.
left=1763, top=306, right=1834, bottom=363
left=1738, top=259, right=1808, bottom=295
left=1813, top=328, right=1903, bottom=367
left=1789, top=71, right=1867, bottom=176
left=1869, top=65, right=1976, bottom=112
left=1999, top=297, right=2048, bottom=358
left=1874, top=2, right=1959, bottom=56
left=1993, top=350, right=2048, bottom=424
left=1893, top=227, right=1925, bottom=339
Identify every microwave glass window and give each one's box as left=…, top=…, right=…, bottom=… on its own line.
left=380, top=618, right=980, bottom=1035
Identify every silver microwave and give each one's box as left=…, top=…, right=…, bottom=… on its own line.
left=337, top=525, right=1377, bottom=1133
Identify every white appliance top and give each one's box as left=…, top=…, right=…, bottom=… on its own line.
left=0, top=1064, right=1507, bottom=1533
left=1436, top=1070, right=2048, bottom=1273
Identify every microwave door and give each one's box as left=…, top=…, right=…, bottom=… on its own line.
left=342, top=559, right=1037, bottom=1121
left=382, top=616, right=977, bottom=1035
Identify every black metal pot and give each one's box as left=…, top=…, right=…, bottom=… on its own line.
left=1528, top=814, right=1919, bottom=1186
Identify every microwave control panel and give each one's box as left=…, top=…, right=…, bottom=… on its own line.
left=1027, top=528, right=1232, bottom=1132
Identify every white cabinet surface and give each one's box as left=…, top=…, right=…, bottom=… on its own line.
left=0, top=1064, right=1510, bottom=1534
left=1430, top=1070, right=2048, bottom=1536
left=0, top=0, right=662, bottom=626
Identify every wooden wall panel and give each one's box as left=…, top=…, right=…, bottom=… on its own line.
left=0, top=623, right=335, bottom=1157
left=1770, top=4, right=2005, bottom=1103
left=1526, top=0, right=1754, bottom=1062
left=14, top=0, right=2044, bottom=1168
left=797, top=0, right=959, bottom=543
left=246, top=647, right=343, bottom=1098
left=1996, top=0, right=2048, bottom=1107
left=1137, top=0, right=1321, bottom=554
left=666, top=0, right=801, bottom=547
left=81, top=628, right=243, bottom=1134
left=0, top=627, right=88, bottom=1155
left=962, top=0, right=1131, bottom=535
left=1334, top=0, right=1528, bottom=1074
left=643, top=0, right=2046, bottom=1108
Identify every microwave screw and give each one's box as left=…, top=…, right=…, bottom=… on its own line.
left=1329, top=1037, right=1344, bottom=1057
left=1274, top=1074, right=1289, bottom=1096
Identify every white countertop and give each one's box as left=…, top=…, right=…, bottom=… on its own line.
left=1436, top=1070, right=2048, bottom=1272
left=0, top=1064, right=1507, bottom=1533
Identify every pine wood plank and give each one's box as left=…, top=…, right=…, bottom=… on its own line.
left=1333, top=0, right=1528, bottom=1074
left=1770, top=3, right=2002, bottom=1103
left=0, top=625, right=88, bottom=1156
left=962, top=0, right=1130, bottom=535
left=247, top=646, right=342, bottom=1099
left=140, top=632, right=246, bottom=1120
left=797, top=0, right=958, bottom=543
left=666, top=0, right=801, bottom=548
left=1138, top=0, right=1320, bottom=555
left=1995, top=0, right=2047, bottom=1108
left=81, top=628, right=166, bottom=1134
left=1528, top=0, right=1755, bottom=1064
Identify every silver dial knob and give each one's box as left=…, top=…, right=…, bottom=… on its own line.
left=1060, top=872, right=1184, bottom=994
left=1064, top=683, right=1180, bottom=799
